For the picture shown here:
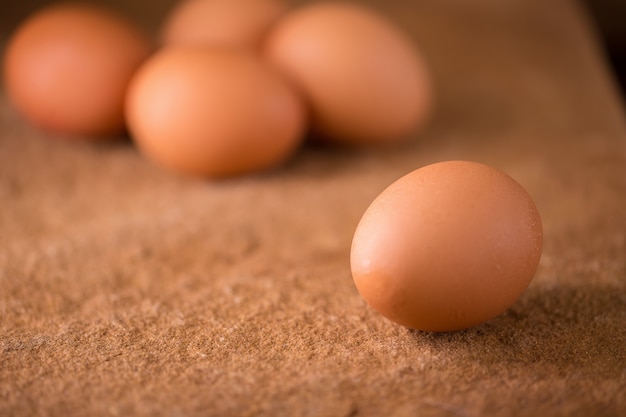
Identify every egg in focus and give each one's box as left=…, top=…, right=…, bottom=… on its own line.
left=263, top=2, right=432, bottom=145
left=3, top=3, right=152, bottom=137
left=351, top=161, right=543, bottom=332
left=161, top=0, right=287, bottom=48
left=125, top=47, right=306, bottom=178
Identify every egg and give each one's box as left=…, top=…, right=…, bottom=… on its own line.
left=161, top=0, right=287, bottom=48
left=125, top=47, right=305, bottom=178
left=263, top=2, right=432, bottom=145
left=3, top=3, right=151, bottom=137
left=351, top=161, right=543, bottom=332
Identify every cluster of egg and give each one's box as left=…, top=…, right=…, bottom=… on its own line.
left=4, top=0, right=432, bottom=178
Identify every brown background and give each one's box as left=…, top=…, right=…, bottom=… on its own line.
left=1, top=0, right=625, bottom=416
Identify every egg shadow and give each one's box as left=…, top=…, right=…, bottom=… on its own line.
left=409, top=281, right=626, bottom=372
left=267, top=125, right=440, bottom=183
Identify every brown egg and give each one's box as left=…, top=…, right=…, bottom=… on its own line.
left=351, top=161, right=543, bottom=332
left=161, top=0, right=287, bottom=48
left=125, top=47, right=305, bottom=178
left=3, top=3, right=151, bottom=137
left=263, top=2, right=432, bottom=145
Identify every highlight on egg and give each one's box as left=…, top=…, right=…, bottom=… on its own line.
left=125, top=47, right=306, bottom=178
left=263, top=1, right=432, bottom=145
left=161, top=0, right=287, bottom=48
left=351, top=161, right=543, bottom=332
left=3, top=3, right=152, bottom=138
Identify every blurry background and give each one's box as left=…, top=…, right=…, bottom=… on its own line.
left=0, top=0, right=176, bottom=34
left=585, top=0, right=626, bottom=96
left=1, top=0, right=625, bottom=101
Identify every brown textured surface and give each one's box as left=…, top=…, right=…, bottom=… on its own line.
left=1, top=0, right=626, bottom=416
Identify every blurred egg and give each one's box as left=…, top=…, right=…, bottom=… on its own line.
left=3, top=3, right=151, bottom=137
left=263, top=2, right=432, bottom=145
left=351, top=161, right=543, bottom=332
left=125, top=47, right=305, bottom=178
left=161, top=0, right=287, bottom=48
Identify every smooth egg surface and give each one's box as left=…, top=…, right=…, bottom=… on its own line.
left=3, top=3, right=151, bottom=137
left=125, top=47, right=305, bottom=178
left=263, top=2, right=432, bottom=145
left=351, top=161, right=543, bottom=332
left=161, top=0, right=287, bottom=48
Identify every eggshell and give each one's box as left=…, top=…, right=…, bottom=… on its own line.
left=161, top=0, right=287, bottom=48
left=3, top=3, right=151, bottom=137
left=351, top=161, right=543, bottom=332
left=263, top=2, right=432, bottom=145
left=125, top=47, right=305, bottom=178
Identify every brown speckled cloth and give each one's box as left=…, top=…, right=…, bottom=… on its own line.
left=1, top=1, right=625, bottom=416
